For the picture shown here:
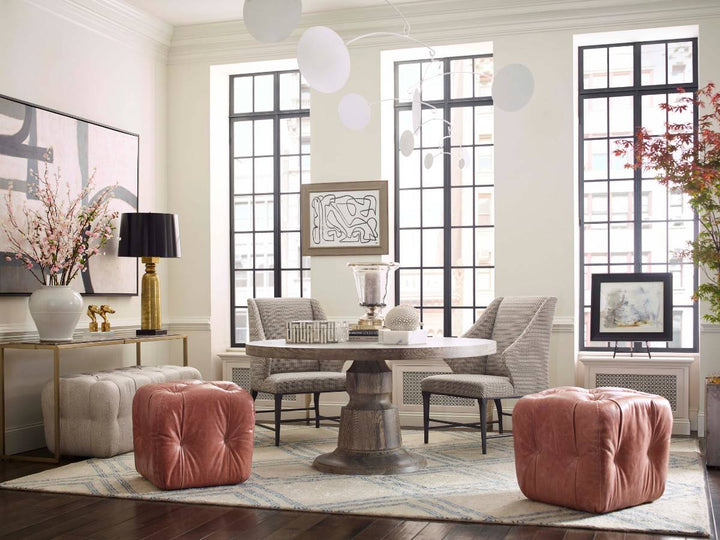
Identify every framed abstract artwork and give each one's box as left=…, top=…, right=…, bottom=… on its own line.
left=590, top=272, right=673, bottom=342
left=0, top=94, right=139, bottom=295
left=301, top=180, right=388, bottom=256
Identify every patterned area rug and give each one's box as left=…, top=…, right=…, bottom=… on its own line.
left=0, top=427, right=711, bottom=536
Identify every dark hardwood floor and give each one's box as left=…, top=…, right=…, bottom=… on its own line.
left=0, top=442, right=717, bottom=540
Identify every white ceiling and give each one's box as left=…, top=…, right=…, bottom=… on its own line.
left=123, top=0, right=426, bottom=27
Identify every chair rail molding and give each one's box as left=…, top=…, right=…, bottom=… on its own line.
left=23, top=0, right=172, bottom=60
left=168, top=0, right=720, bottom=65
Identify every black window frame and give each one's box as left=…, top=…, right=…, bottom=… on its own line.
left=578, top=37, right=699, bottom=353
left=393, top=53, right=495, bottom=337
left=229, top=69, right=311, bottom=347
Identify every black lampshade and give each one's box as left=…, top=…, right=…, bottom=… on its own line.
left=118, top=213, right=181, bottom=258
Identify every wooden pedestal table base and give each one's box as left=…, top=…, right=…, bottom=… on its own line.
left=313, top=359, right=426, bottom=475
left=244, top=337, right=496, bottom=476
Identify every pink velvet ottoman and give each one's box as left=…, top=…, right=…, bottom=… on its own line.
left=133, top=380, right=255, bottom=490
left=513, top=386, right=672, bottom=513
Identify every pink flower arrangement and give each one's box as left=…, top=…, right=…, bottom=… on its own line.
left=2, top=158, right=118, bottom=286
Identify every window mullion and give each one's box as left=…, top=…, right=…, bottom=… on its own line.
left=273, top=74, right=282, bottom=297
left=443, top=57, right=452, bottom=337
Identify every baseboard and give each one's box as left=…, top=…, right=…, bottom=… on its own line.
left=4, top=422, right=45, bottom=455
left=673, top=419, right=691, bottom=436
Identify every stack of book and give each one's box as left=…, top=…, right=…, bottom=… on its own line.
left=348, top=328, right=379, bottom=342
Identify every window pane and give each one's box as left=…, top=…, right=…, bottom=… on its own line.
left=422, top=269, right=443, bottom=305
left=280, top=194, right=300, bottom=230
left=450, top=59, right=473, bottom=99
left=474, top=268, right=494, bottom=306
left=301, top=117, right=311, bottom=153
left=254, top=119, right=273, bottom=155
left=233, top=121, right=252, bottom=157
left=398, top=269, right=420, bottom=305
left=421, top=61, right=444, bottom=101
left=641, top=222, right=667, bottom=264
left=255, top=232, right=274, bottom=268
left=280, top=156, right=300, bottom=192
left=584, top=181, right=608, bottom=222
left=450, top=106, right=473, bottom=146
left=451, top=187, right=473, bottom=226
left=422, top=308, right=444, bottom=338
left=232, top=76, right=253, bottom=114
left=233, top=158, right=253, bottom=194
left=399, top=189, right=421, bottom=227
left=281, top=232, right=301, bottom=268
left=473, top=57, right=493, bottom=97
left=642, top=180, right=667, bottom=221
left=254, top=157, right=274, bottom=194
left=609, top=96, right=633, bottom=137
left=280, top=117, right=300, bottom=155
left=282, top=270, right=301, bottom=297
left=421, top=108, right=443, bottom=149
left=584, top=224, right=608, bottom=263
left=667, top=42, right=693, bottom=85
left=422, top=188, right=443, bottom=227
left=300, top=77, right=311, bottom=109
left=583, top=98, right=607, bottom=138
left=280, top=72, right=299, bottom=110
left=235, top=309, right=248, bottom=344
left=451, top=268, right=473, bottom=307
left=609, top=140, right=632, bottom=179
left=475, top=228, right=493, bottom=266
left=234, top=196, right=253, bottom=231
left=668, top=220, right=693, bottom=261
left=609, top=180, right=633, bottom=221
left=400, top=230, right=421, bottom=267
left=475, top=188, right=493, bottom=226
left=234, top=233, right=253, bottom=268
left=474, top=106, right=493, bottom=144
left=583, top=47, right=607, bottom=89
left=235, top=271, right=254, bottom=306
left=423, top=149, right=444, bottom=188
left=254, top=194, right=274, bottom=230
left=609, top=46, right=633, bottom=87
left=254, top=75, right=274, bottom=111
left=641, top=43, right=666, bottom=86
left=474, top=146, right=493, bottom=185
left=422, top=228, right=443, bottom=267
left=641, top=94, right=667, bottom=135
left=451, top=308, right=475, bottom=337
left=399, top=151, right=421, bottom=188
left=451, top=227, right=473, bottom=267
left=609, top=223, right=634, bottom=263
left=583, top=139, right=608, bottom=180
left=255, top=270, right=274, bottom=297
left=397, top=62, right=419, bottom=102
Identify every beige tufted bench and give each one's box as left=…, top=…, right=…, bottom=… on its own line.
left=41, top=365, right=201, bottom=457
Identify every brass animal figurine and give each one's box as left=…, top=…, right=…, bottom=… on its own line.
left=87, top=304, right=115, bottom=332
left=87, top=305, right=101, bottom=332
left=98, top=305, right=115, bottom=332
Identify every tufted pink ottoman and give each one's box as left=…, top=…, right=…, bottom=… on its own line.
left=513, top=386, right=672, bottom=513
left=133, top=380, right=255, bottom=490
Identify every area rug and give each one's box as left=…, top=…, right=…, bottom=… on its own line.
left=0, top=427, right=711, bottom=536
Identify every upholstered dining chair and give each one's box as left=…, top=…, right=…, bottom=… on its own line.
left=422, top=296, right=557, bottom=454
left=247, top=297, right=346, bottom=446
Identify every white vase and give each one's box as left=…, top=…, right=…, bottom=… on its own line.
left=28, top=286, right=83, bottom=342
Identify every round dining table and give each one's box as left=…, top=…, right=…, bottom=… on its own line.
left=245, top=336, right=496, bottom=475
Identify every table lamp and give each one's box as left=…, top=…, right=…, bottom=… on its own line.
left=118, top=213, right=181, bottom=335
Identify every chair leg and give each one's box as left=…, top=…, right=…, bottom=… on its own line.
left=274, top=394, right=282, bottom=446
left=422, top=391, right=430, bottom=444
left=251, top=390, right=258, bottom=401
left=494, top=399, right=503, bottom=434
left=479, top=399, right=488, bottom=454
left=314, top=392, right=321, bottom=428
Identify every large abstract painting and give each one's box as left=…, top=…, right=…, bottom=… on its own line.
left=590, top=272, right=673, bottom=342
left=301, top=181, right=388, bottom=255
left=0, top=94, right=138, bottom=295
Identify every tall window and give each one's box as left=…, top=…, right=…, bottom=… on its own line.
left=230, top=70, right=311, bottom=345
left=579, top=38, right=698, bottom=351
left=394, top=54, right=494, bottom=337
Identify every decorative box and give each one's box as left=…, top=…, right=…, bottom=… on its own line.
left=286, top=320, right=349, bottom=344
left=378, top=329, right=427, bottom=345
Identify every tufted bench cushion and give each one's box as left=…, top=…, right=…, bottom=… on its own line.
left=41, top=365, right=202, bottom=458
left=133, top=380, right=255, bottom=490
left=513, top=386, right=672, bottom=513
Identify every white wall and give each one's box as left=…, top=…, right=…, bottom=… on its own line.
left=167, top=0, right=720, bottom=417
left=0, top=0, right=170, bottom=452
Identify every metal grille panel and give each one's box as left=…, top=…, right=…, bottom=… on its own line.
left=595, top=373, right=677, bottom=411
left=402, top=371, right=476, bottom=407
left=230, top=366, right=295, bottom=401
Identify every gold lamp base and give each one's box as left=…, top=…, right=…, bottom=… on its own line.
left=139, top=257, right=166, bottom=336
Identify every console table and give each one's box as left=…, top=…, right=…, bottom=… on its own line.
left=0, top=331, right=188, bottom=463
left=246, top=337, right=496, bottom=475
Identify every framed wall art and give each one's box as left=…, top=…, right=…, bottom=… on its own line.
left=301, top=180, right=388, bottom=256
left=0, top=94, right=139, bottom=295
left=590, top=272, right=673, bottom=342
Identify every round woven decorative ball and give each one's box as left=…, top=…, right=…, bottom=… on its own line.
left=385, top=304, right=420, bottom=331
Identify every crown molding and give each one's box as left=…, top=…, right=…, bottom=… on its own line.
left=168, top=0, right=720, bottom=65
left=24, top=0, right=173, bottom=61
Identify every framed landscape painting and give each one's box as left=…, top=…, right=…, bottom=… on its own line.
left=590, top=272, right=673, bottom=342
left=301, top=180, right=388, bottom=256
left=0, top=94, right=139, bottom=295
